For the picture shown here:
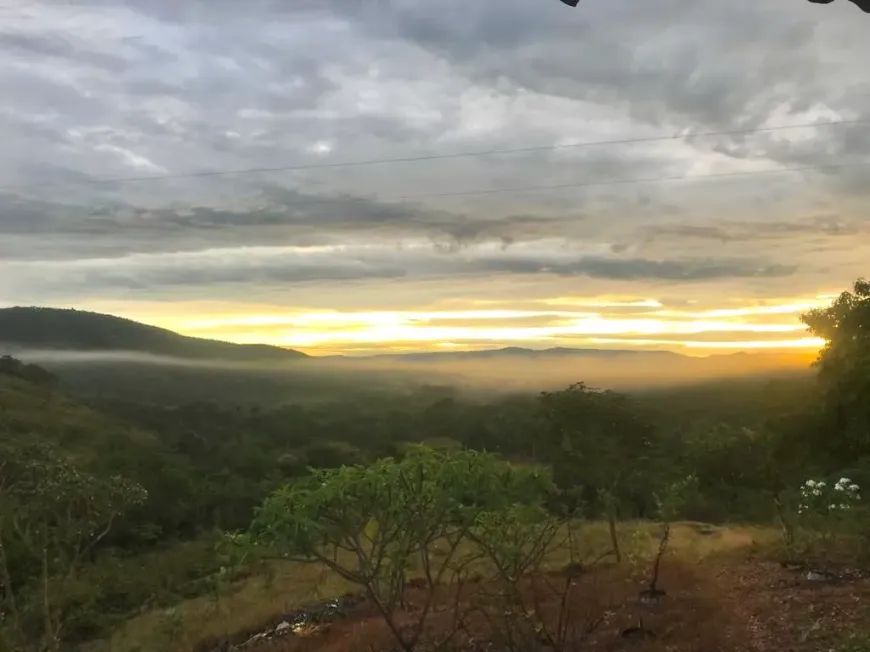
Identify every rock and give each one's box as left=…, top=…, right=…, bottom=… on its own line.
left=237, top=631, right=269, bottom=649
left=275, top=621, right=292, bottom=635
left=638, top=588, right=667, bottom=606
left=692, top=523, right=718, bottom=536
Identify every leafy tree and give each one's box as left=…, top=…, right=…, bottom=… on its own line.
left=802, top=279, right=870, bottom=465
left=466, top=506, right=602, bottom=652
left=0, top=440, right=146, bottom=651
left=246, top=447, right=555, bottom=652
left=538, top=383, right=657, bottom=561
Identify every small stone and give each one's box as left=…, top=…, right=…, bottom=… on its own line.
left=275, top=621, right=292, bottom=635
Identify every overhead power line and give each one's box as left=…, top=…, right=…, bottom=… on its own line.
left=88, top=158, right=870, bottom=210
left=392, top=161, right=870, bottom=202
left=0, top=118, right=866, bottom=193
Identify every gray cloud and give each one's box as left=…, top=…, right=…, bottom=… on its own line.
left=637, top=215, right=863, bottom=244
left=1, top=0, right=868, bottom=313
left=2, top=240, right=795, bottom=305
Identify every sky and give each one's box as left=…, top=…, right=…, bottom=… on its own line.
left=0, top=0, right=867, bottom=356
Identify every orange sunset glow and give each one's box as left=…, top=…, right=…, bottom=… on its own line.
left=70, top=293, right=836, bottom=358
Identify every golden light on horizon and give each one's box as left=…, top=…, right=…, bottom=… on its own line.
left=156, top=296, right=829, bottom=355
left=587, top=337, right=826, bottom=350
left=77, top=292, right=836, bottom=357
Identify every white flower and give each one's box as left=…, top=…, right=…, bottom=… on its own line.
left=817, top=481, right=826, bottom=488
left=806, top=479, right=817, bottom=487
left=839, top=477, right=851, bottom=485
left=849, top=484, right=860, bottom=492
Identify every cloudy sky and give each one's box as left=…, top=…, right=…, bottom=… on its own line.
left=1, top=0, right=868, bottom=355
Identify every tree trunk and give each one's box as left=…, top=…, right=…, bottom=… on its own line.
left=41, top=546, right=59, bottom=652
left=773, top=494, right=794, bottom=549
left=0, top=527, right=20, bottom=632
left=607, top=506, right=621, bottom=563
left=649, top=523, right=670, bottom=592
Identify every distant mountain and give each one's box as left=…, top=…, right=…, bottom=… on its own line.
left=0, top=307, right=307, bottom=361
left=372, top=346, right=685, bottom=362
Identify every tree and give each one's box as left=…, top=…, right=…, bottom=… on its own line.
left=466, top=506, right=602, bottom=652
left=802, top=279, right=870, bottom=465
left=807, top=0, right=870, bottom=14
left=538, top=383, right=657, bottom=562
left=246, top=447, right=555, bottom=652
left=0, top=440, right=146, bottom=651
left=0, top=356, right=58, bottom=388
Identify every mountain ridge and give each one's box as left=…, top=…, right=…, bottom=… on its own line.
left=0, top=306, right=308, bottom=361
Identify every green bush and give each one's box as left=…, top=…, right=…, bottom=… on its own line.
left=53, top=538, right=226, bottom=644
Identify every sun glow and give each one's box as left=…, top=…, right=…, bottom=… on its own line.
left=79, top=293, right=833, bottom=357
left=128, top=295, right=828, bottom=356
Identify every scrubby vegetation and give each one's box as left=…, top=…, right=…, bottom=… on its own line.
left=2, top=280, right=870, bottom=651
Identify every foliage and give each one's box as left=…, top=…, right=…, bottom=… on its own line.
left=802, top=279, right=870, bottom=466
left=467, top=509, right=604, bottom=652
left=791, top=476, right=866, bottom=568
left=0, top=355, right=58, bottom=388
left=538, top=383, right=659, bottom=560
left=247, top=447, right=555, bottom=652
left=654, top=475, right=701, bottom=524
left=0, top=441, right=146, bottom=650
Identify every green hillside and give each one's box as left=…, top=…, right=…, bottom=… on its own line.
left=0, top=306, right=306, bottom=360
left=0, top=372, right=158, bottom=460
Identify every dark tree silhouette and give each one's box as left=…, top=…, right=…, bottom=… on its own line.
left=808, top=0, right=870, bottom=12
left=559, top=0, right=870, bottom=12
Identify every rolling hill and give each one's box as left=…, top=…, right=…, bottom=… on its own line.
left=0, top=306, right=307, bottom=361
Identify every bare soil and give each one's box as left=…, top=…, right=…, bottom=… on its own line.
left=232, top=556, right=870, bottom=652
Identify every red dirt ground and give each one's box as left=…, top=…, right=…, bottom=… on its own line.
left=236, top=557, right=870, bottom=652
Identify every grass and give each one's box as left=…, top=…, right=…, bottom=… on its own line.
left=87, top=521, right=780, bottom=652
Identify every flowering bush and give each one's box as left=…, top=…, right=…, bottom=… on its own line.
left=798, top=477, right=861, bottom=516
left=793, top=476, right=863, bottom=568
